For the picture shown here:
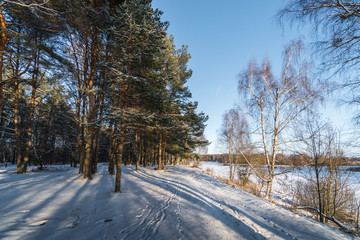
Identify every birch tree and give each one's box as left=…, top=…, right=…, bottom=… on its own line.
left=219, top=108, right=250, bottom=182
left=279, top=0, right=360, bottom=75
left=279, top=0, right=360, bottom=123
left=295, top=116, right=356, bottom=228
left=296, top=110, right=331, bottom=222
left=238, top=41, right=319, bottom=199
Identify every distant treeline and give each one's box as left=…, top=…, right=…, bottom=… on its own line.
left=200, top=154, right=360, bottom=166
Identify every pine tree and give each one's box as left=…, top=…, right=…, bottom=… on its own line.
left=153, top=35, right=208, bottom=168
left=106, top=0, right=167, bottom=191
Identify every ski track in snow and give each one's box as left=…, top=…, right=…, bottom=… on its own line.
left=0, top=163, right=357, bottom=240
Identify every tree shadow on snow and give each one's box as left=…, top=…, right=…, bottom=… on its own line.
left=125, top=167, right=276, bottom=240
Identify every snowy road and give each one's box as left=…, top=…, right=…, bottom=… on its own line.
left=0, top=164, right=356, bottom=240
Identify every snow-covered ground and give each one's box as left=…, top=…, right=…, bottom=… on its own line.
left=0, top=163, right=357, bottom=240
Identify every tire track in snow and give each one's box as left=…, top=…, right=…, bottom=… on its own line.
left=173, top=170, right=268, bottom=240
left=164, top=171, right=184, bottom=240
left=116, top=170, right=180, bottom=240
left=119, top=168, right=286, bottom=240
left=140, top=185, right=177, bottom=239
left=175, top=192, right=183, bottom=239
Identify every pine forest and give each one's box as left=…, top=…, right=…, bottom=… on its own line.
left=0, top=0, right=208, bottom=192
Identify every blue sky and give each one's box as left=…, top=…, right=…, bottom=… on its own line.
left=151, top=0, right=355, bottom=154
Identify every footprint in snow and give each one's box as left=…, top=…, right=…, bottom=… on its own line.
left=65, top=222, right=78, bottom=228
left=19, top=210, right=31, bottom=213
left=30, top=220, right=48, bottom=226
left=95, top=218, right=112, bottom=225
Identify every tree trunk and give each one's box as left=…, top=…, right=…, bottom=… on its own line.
left=135, top=132, right=140, bottom=170
left=83, top=27, right=98, bottom=179
left=315, top=156, right=324, bottom=223
left=74, top=85, right=82, bottom=168
left=229, top=156, right=234, bottom=182
left=15, top=78, right=22, bottom=173
left=158, top=134, right=162, bottom=170
left=115, top=83, right=126, bottom=192
left=0, top=9, right=6, bottom=119
left=153, top=148, right=156, bottom=166
left=136, top=153, right=140, bottom=170
left=79, top=136, right=85, bottom=174
left=265, top=175, right=274, bottom=199
left=161, top=141, right=165, bottom=169
left=92, top=131, right=98, bottom=174
left=14, top=28, right=22, bottom=173
left=23, top=80, right=37, bottom=173
left=115, top=140, right=123, bottom=192
left=23, top=40, right=40, bottom=173
left=79, top=73, right=87, bottom=174
left=108, top=123, right=116, bottom=175
left=93, top=129, right=101, bottom=173
left=143, top=144, right=148, bottom=167
left=84, top=131, right=93, bottom=179
left=265, top=131, right=278, bottom=199
left=92, top=71, right=106, bottom=174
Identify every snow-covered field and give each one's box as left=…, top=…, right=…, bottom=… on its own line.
left=198, top=161, right=360, bottom=201
left=0, top=163, right=357, bottom=240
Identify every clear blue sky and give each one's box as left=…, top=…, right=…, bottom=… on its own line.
left=151, top=0, right=356, bottom=154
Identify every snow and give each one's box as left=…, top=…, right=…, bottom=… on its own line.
left=198, top=161, right=231, bottom=179
left=199, top=161, right=360, bottom=202
left=0, top=163, right=357, bottom=240
left=272, top=166, right=360, bottom=203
